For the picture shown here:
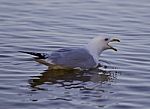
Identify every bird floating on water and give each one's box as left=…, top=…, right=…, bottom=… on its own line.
left=20, top=36, right=120, bottom=69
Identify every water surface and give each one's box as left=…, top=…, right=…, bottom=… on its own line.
left=0, top=0, right=150, bottom=109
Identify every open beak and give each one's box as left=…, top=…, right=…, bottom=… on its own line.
left=108, top=38, right=120, bottom=51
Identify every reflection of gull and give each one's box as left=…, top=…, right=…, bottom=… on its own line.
left=20, top=36, right=120, bottom=69
left=29, top=68, right=118, bottom=89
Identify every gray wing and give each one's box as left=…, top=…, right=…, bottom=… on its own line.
left=47, top=48, right=96, bottom=69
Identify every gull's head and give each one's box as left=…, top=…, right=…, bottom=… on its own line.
left=95, top=37, right=120, bottom=51
left=87, top=36, right=120, bottom=56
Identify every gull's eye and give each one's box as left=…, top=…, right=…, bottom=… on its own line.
left=104, top=38, right=109, bottom=41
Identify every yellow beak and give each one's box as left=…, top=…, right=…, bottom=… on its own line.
left=108, top=38, right=120, bottom=51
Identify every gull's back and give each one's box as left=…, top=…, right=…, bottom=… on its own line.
left=47, top=47, right=96, bottom=69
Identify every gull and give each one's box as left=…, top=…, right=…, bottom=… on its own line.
left=20, top=36, right=120, bottom=69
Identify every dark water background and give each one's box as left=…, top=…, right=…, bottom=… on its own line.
left=0, top=0, right=150, bottom=109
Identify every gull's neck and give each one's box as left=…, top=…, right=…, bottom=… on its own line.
left=85, top=40, right=104, bottom=64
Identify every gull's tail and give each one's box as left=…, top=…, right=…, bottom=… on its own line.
left=19, top=51, right=48, bottom=59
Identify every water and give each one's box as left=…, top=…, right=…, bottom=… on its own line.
left=0, top=0, right=150, bottom=109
